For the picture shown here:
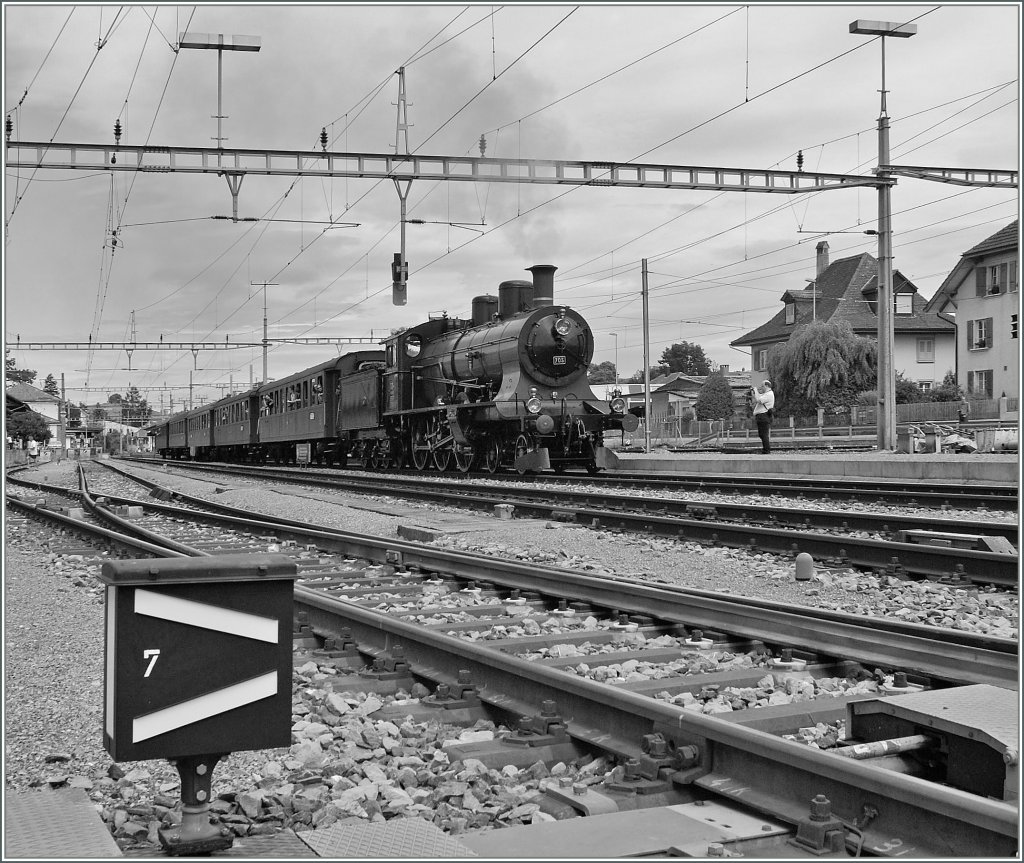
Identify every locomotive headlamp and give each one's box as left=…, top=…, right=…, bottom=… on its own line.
left=554, top=313, right=572, bottom=337
left=529, top=387, right=539, bottom=397
left=526, top=396, right=542, bottom=414
left=551, top=391, right=559, bottom=400
left=610, top=396, right=627, bottom=413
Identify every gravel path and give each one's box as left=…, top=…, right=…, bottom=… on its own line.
left=3, top=459, right=1017, bottom=854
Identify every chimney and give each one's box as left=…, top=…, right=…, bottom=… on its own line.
left=816, top=240, right=830, bottom=276
left=719, top=364, right=729, bottom=374
left=528, top=264, right=557, bottom=306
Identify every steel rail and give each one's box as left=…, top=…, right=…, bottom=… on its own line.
left=13, top=464, right=1018, bottom=680
left=109, top=461, right=1019, bottom=584
left=123, top=460, right=1017, bottom=544
left=71, top=462, right=1019, bottom=685
left=295, top=586, right=1018, bottom=857
left=4, top=495, right=186, bottom=559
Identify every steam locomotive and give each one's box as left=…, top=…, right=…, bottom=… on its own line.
left=152, top=264, right=639, bottom=474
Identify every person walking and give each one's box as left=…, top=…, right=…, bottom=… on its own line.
left=26, top=437, right=39, bottom=466
left=751, top=380, right=775, bottom=454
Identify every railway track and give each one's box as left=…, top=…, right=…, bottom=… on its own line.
left=128, top=454, right=1018, bottom=511
left=4, top=462, right=1018, bottom=856
left=113, top=459, right=1019, bottom=587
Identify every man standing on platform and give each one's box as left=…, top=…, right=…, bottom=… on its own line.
left=751, top=381, right=775, bottom=454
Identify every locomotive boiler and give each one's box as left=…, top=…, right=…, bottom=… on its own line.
left=377, top=264, right=638, bottom=473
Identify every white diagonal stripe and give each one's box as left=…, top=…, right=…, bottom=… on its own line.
left=133, top=671, right=278, bottom=742
left=134, top=589, right=278, bottom=643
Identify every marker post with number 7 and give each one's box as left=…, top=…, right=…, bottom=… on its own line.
left=98, top=553, right=298, bottom=855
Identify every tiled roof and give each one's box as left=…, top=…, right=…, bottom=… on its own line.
left=5, top=382, right=58, bottom=402
left=731, top=252, right=953, bottom=346
left=963, top=220, right=1018, bottom=259
left=924, top=220, right=1019, bottom=313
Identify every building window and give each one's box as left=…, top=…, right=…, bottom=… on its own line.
left=1011, top=261, right=1018, bottom=294
left=916, top=337, right=934, bottom=362
left=785, top=303, right=795, bottom=324
left=1012, top=314, right=1018, bottom=340
left=757, top=349, right=768, bottom=371
left=918, top=380, right=933, bottom=392
left=978, top=262, right=1009, bottom=296
left=895, top=292, right=912, bottom=314
left=968, top=369, right=993, bottom=398
left=967, top=317, right=993, bottom=349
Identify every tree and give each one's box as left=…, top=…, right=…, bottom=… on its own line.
left=42, top=374, right=60, bottom=397
left=122, top=386, right=151, bottom=427
left=766, top=320, right=876, bottom=416
left=693, top=371, right=735, bottom=421
left=928, top=370, right=962, bottom=402
left=895, top=372, right=927, bottom=404
left=660, top=342, right=711, bottom=376
left=587, top=361, right=618, bottom=384
left=5, top=350, right=36, bottom=385
left=628, top=367, right=668, bottom=383
left=6, top=409, right=52, bottom=444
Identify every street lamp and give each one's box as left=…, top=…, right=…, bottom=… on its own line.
left=850, top=19, right=916, bottom=452
left=610, top=332, right=619, bottom=384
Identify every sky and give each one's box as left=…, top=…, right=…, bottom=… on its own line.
left=3, top=2, right=1020, bottom=415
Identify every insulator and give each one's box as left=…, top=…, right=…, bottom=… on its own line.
left=796, top=150, right=804, bottom=172
left=114, top=118, right=122, bottom=144
left=320, top=127, right=328, bottom=150
left=5, top=115, right=12, bottom=142
left=478, top=133, right=486, bottom=157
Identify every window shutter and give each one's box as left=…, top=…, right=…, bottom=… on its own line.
left=999, top=263, right=1008, bottom=288
left=985, top=317, right=993, bottom=343
left=967, top=319, right=974, bottom=348
left=975, top=267, right=987, bottom=297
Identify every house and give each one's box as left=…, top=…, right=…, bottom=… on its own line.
left=5, top=382, right=62, bottom=444
left=923, top=221, right=1019, bottom=401
left=648, top=366, right=751, bottom=419
left=730, top=241, right=956, bottom=392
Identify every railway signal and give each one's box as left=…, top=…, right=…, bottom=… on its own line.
left=392, top=253, right=408, bottom=306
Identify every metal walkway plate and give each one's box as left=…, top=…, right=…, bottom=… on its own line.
left=298, top=817, right=477, bottom=858
left=4, top=788, right=123, bottom=858
left=214, top=829, right=315, bottom=857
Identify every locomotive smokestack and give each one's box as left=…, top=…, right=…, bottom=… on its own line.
left=528, top=264, right=557, bottom=307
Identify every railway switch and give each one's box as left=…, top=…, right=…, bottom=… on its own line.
left=846, top=684, right=1018, bottom=802
left=98, top=553, right=298, bottom=856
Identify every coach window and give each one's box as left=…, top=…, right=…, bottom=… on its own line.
left=302, top=381, right=309, bottom=406
left=406, top=335, right=422, bottom=358
left=313, top=376, right=324, bottom=403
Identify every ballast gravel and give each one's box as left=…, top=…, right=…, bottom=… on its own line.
left=3, top=459, right=1018, bottom=854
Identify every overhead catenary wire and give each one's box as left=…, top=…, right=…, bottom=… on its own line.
left=8, top=6, right=1013, bottom=397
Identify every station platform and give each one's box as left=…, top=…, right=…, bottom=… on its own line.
left=610, top=449, right=1019, bottom=487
